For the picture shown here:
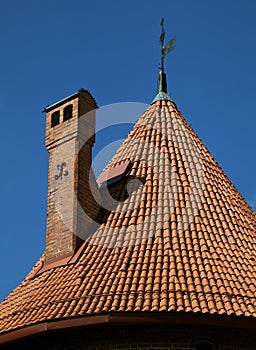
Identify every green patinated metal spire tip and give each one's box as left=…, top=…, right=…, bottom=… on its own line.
left=152, top=18, right=176, bottom=104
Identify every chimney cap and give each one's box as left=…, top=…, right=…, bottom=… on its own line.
left=42, top=88, right=97, bottom=113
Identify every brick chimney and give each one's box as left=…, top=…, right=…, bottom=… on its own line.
left=44, top=89, right=100, bottom=261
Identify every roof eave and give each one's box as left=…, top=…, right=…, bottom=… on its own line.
left=1, top=312, right=256, bottom=345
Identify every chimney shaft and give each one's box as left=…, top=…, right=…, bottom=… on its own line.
left=44, top=90, right=100, bottom=261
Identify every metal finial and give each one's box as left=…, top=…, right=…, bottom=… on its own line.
left=160, top=17, right=176, bottom=71
left=152, top=18, right=176, bottom=103
left=160, top=18, right=165, bottom=46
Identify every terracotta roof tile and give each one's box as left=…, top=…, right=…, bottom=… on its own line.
left=1, top=99, right=256, bottom=335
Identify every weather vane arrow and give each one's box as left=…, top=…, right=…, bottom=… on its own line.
left=160, top=17, right=176, bottom=70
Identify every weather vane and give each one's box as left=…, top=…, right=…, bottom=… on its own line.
left=160, top=17, right=176, bottom=71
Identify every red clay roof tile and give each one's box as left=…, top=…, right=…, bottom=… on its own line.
left=0, top=99, right=256, bottom=336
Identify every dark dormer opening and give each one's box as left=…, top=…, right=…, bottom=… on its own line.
left=97, top=161, right=132, bottom=188
left=193, top=340, right=214, bottom=350
left=51, top=111, right=60, bottom=128
left=63, top=104, right=73, bottom=121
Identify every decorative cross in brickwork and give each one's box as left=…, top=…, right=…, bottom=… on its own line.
left=55, top=162, right=69, bottom=180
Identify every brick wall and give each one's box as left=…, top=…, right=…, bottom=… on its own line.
left=1, top=324, right=256, bottom=350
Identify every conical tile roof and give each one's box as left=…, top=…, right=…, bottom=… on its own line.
left=0, top=98, right=256, bottom=339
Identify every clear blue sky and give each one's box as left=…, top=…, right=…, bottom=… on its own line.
left=0, top=0, right=255, bottom=301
